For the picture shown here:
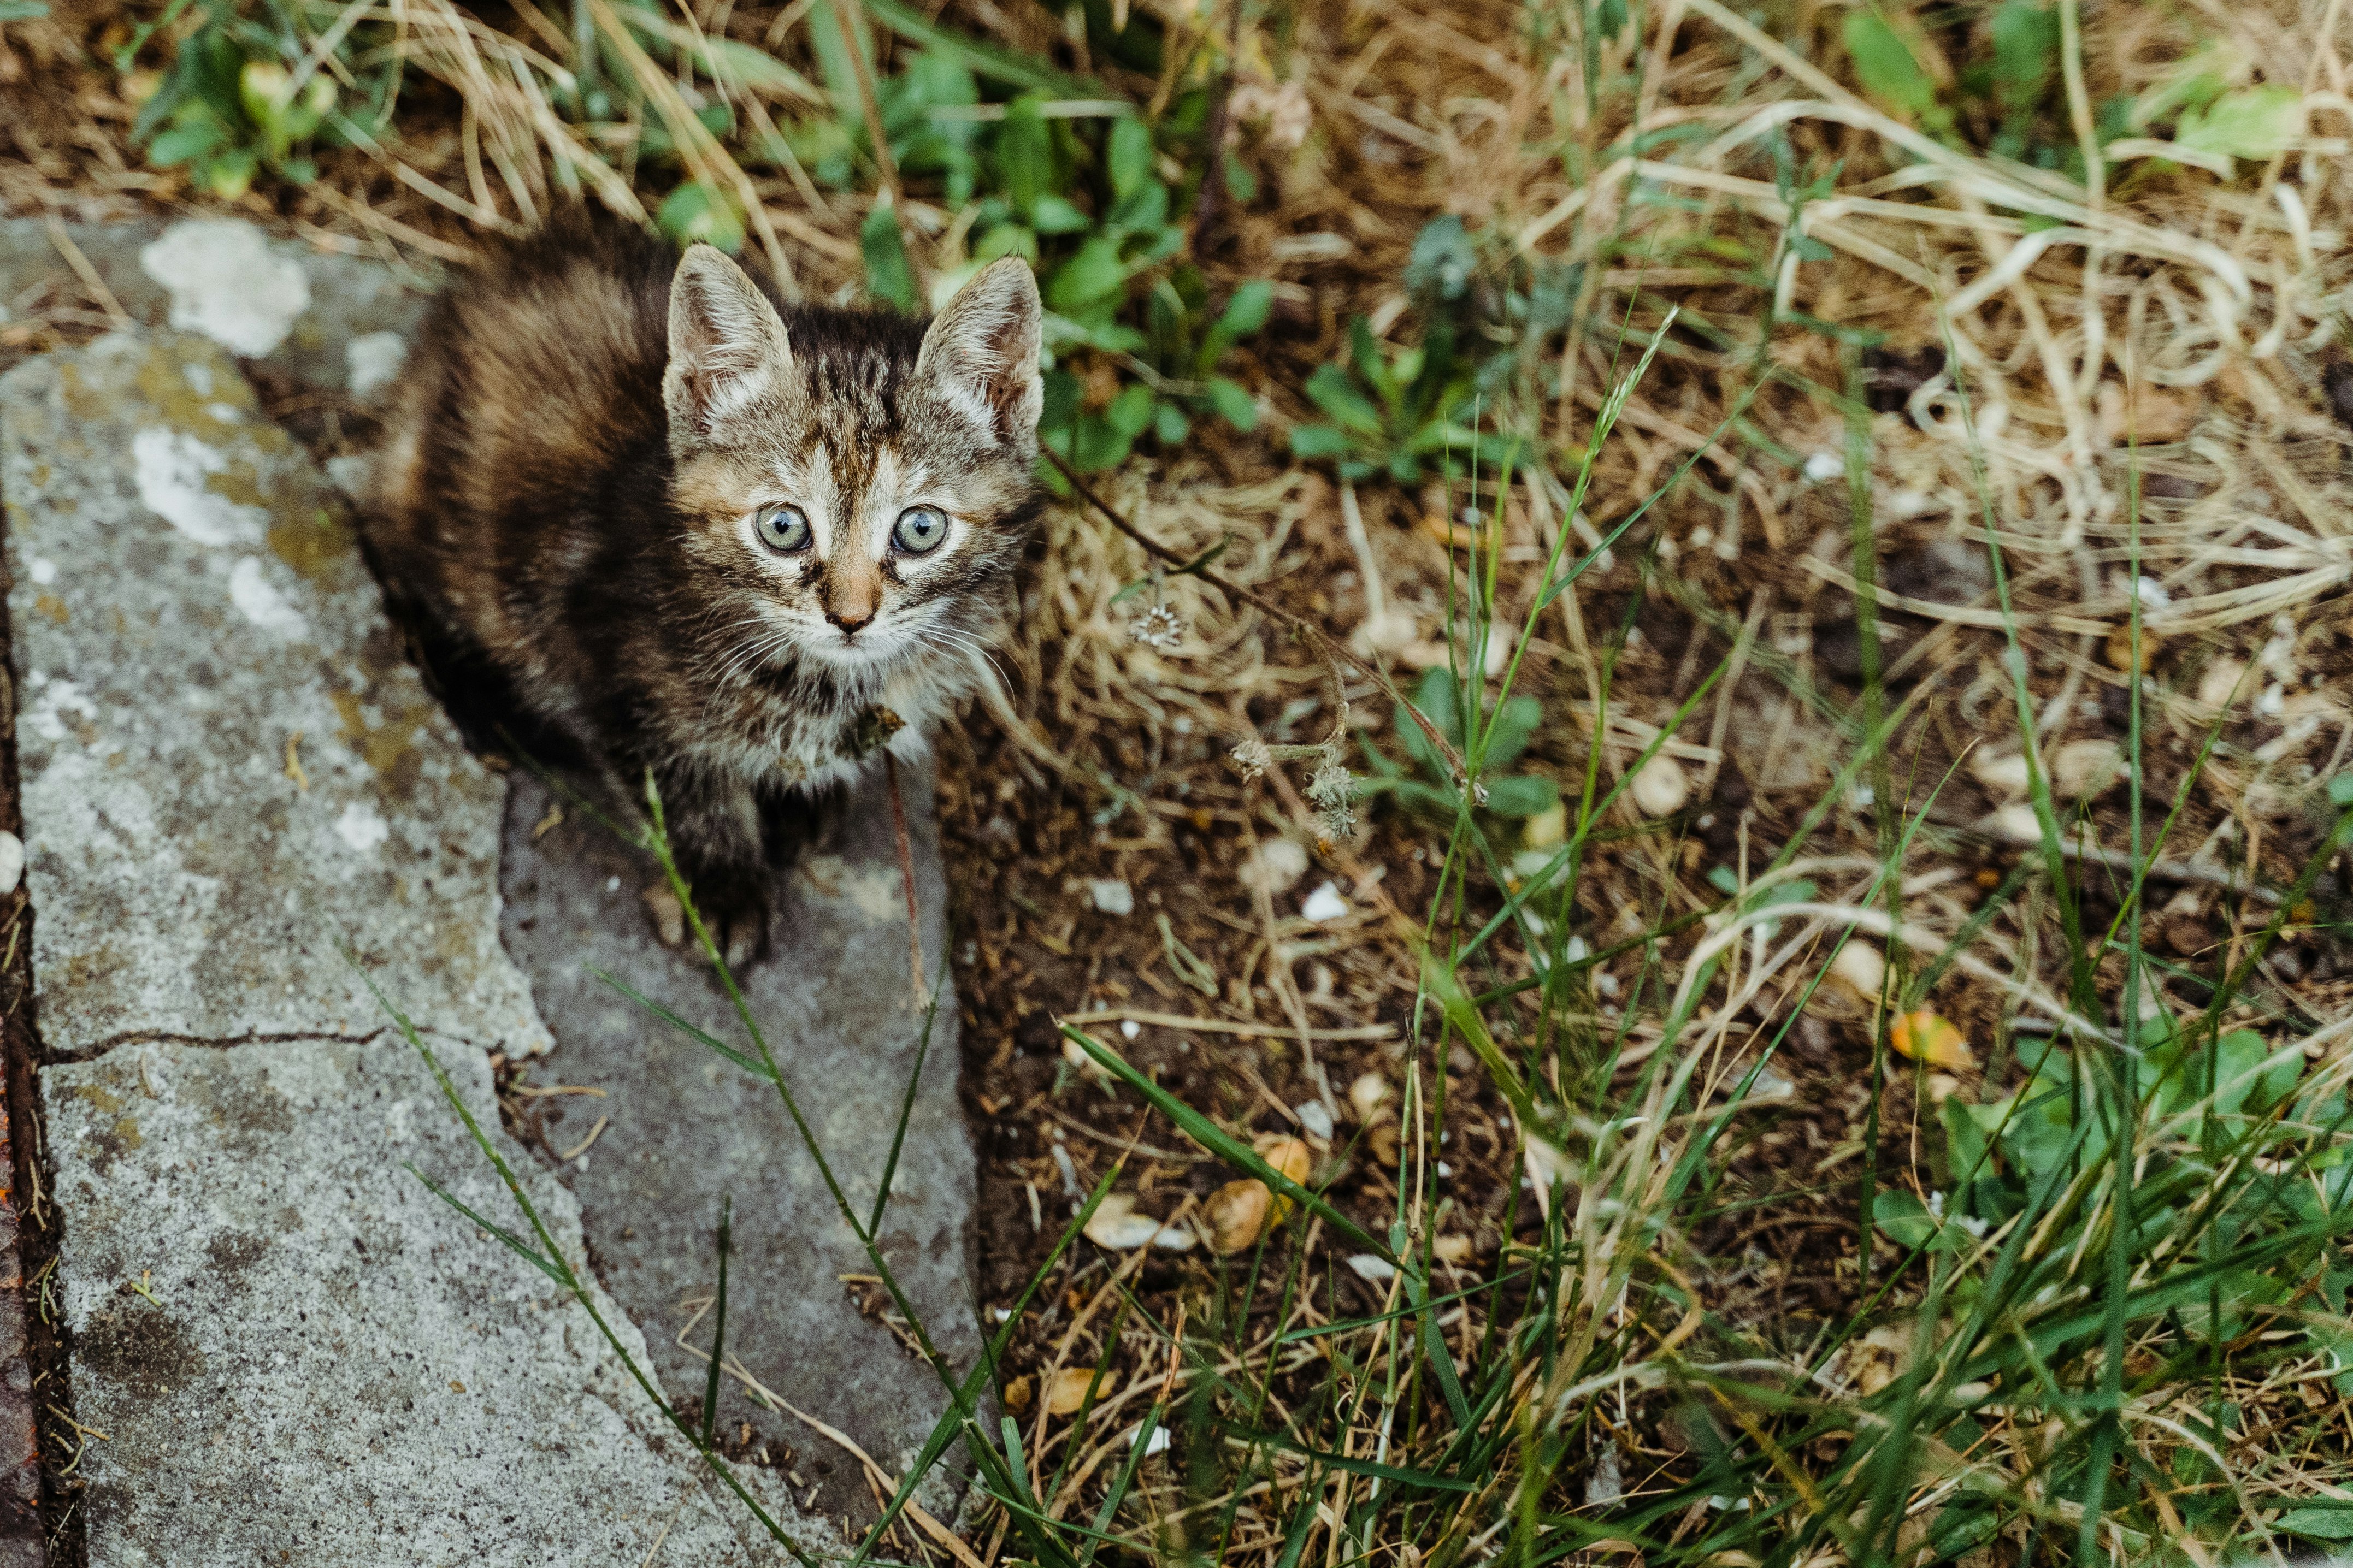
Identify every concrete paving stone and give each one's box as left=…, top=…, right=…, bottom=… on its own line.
left=501, top=765, right=982, bottom=1525
left=0, top=330, right=548, bottom=1059
left=0, top=228, right=984, bottom=1558
left=43, top=1036, right=818, bottom=1566
left=0, top=216, right=428, bottom=403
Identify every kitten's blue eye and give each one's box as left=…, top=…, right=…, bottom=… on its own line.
left=893, top=506, right=949, bottom=555
left=754, top=504, right=810, bottom=553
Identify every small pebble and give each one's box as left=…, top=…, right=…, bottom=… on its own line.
left=2197, top=656, right=2249, bottom=710
left=0, top=831, right=22, bottom=897
left=1205, top=1179, right=1271, bottom=1253
left=1089, top=879, right=1135, bottom=916
left=1061, top=1034, right=1112, bottom=1082
left=1969, top=750, right=2031, bottom=797
left=1829, top=942, right=1885, bottom=1001
left=1083, top=1196, right=1189, bottom=1253
left=1628, top=754, right=1689, bottom=817
left=1294, top=1099, right=1335, bottom=1141
left=1989, top=802, right=2042, bottom=843
left=1802, top=450, right=1844, bottom=483
left=1346, top=1254, right=1397, bottom=1283
left=1300, top=881, right=1349, bottom=922
left=1348, top=1071, right=1390, bottom=1122
left=1119, top=1019, right=1140, bottom=1039
left=2050, top=738, right=2122, bottom=799
left=1239, top=838, right=1310, bottom=896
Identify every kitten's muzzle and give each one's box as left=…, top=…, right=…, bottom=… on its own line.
left=824, top=606, right=876, bottom=637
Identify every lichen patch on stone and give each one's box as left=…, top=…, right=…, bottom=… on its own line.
left=137, top=218, right=311, bottom=358
left=228, top=555, right=309, bottom=640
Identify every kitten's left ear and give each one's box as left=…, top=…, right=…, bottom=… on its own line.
left=664, top=245, right=794, bottom=446
left=916, top=258, right=1043, bottom=452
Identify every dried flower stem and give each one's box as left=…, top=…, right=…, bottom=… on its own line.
left=1043, top=451, right=1472, bottom=789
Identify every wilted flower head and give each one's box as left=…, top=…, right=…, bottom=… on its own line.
left=1130, top=603, right=1184, bottom=650
left=1307, top=750, right=1357, bottom=840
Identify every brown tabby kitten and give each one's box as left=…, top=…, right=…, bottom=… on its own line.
left=368, top=211, right=1042, bottom=952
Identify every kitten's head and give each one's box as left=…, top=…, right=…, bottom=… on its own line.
left=659, top=244, right=1042, bottom=684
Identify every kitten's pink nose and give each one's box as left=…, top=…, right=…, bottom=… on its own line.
left=825, top=608, right=874, bottom=637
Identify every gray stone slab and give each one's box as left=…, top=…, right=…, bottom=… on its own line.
left=43, top=1036, right=818, bottom=1565
left=499, top=764, right=981, bottom=1525
left=0, top=246, right=984, bottom=1553
left=0, top=216, right=428, bottom=401
left=0, top=330, right=547, bottom=1058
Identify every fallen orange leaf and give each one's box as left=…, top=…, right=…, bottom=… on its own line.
left=1891, top=1010, right=1975, bottom=1069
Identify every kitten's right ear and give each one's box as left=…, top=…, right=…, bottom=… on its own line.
left=664, top=245, right=794, bottom=445
left=916, top=257, right=1043, bottom=452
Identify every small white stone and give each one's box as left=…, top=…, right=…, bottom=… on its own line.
left=1295, top=1100, right=1335, bottom=1141
left=2050, top=737, right=2122, bottom=799
left=1082, top=1198, right=1166, bottom=1252
left=1348, top=1071, right=1389, bottom=1122
left=1510, top=847, right=1568, bottom=890
left=1239, top=837, right=1310, bottom=897
left=1969, top=750, right=2031, bottom=797
left=2197, top=656, right=2249, bottom=710
left=1802, top=450, right=1844, bottom=483
left=1830, top=942, right=1886, bottom=1000
left=1089, top=879, right=1134, bottom=916
left=1346, top=1254, right=1397, bottom=1283
left=0, top=831, right=23, bottom=896
left=1989, top=802, right=2043, bottom=843
left=345, top=332, right=408, bottom=400
left=1350, top=608, right=1419, bottom=657
left=1300, top=881, right=1349, bottom=923
left=2131, top=575, right=2172, bottom=611
left=1627, top=753, right=1689, bottom=817
left=27, top=558, right=55, bottom=586
left=1082, top=1194, right=1192, bottom=1253
left=1119, top=1019, right=1140, bottom=1040
left=1129, top=1424, right=1171, bottom=1456
left=139, top=219, right=311, bottom=357
left=1060, top=1033, right=1113, bottom=1082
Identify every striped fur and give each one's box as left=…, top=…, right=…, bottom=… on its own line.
left=367, top=209, right=1041, bottom=944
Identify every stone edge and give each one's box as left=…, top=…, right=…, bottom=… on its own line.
left=0, top=531, right=56, bottom=1564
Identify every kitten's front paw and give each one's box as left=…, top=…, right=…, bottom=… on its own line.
left=681, top=866, right=772, bottom=971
